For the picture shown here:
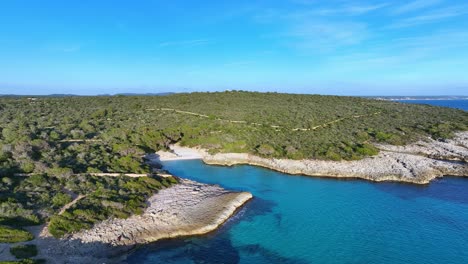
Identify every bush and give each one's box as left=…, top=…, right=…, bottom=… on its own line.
left=10, top=244, right=38, bottom=259
left=325, top=149, right=342, bottom=161
left=0, top=226, right=34, bottom=243
left=355, top=144, right=379, bottom=156
left=48, top=215, right=90, bottom=238
left=375, top=131, right=393, bottom=142
left=20, top=162, right=35, bottom=173
left=51, top=192, right=72, bottom=208
left=256, top=144, right=275, bottom=156
left=428, top=123, right=454, bottom=139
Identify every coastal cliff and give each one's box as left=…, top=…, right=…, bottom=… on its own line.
left=160, top=132, right=468, bottom=184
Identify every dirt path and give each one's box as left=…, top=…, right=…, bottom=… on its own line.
left=292, top=112, right=382, bottom=131
left=58, top=194, right=86, bottom=215
left=38, top=193, right=86, bottom=238
left=58, top=139, right=102, bottom=143
left=15, top=172, right=152, bottom=178
left=88, top=173, right=149, bottom=177
left=154, top=107, right=382, bottom=132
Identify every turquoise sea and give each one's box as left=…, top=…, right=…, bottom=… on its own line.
left=396, top=99, right=468, bottom=111
left=128, top=100, right=468, bottom=264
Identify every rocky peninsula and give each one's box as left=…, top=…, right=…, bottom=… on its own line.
left=2, top=178, right=252, bottom=264
left=70, top=178, right=252, bottom=246
left=158, top=131, right=468, bottom=184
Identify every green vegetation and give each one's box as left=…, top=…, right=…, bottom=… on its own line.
left=0, top=91, right=466, bottom=238
left=9, top=244, right=38, bottom=259
left=1, top=92, right=466, bottom=169
left=48, top=174, right=177, bottom=237
left=0, top=226, right=33, bottom=243
left=0, top=172, right=176, bottom=239
left=0, top=259, right=45, bottom=264
left=51, top=192, right=72, bottom=208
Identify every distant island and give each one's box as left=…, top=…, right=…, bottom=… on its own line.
left=0, top=91, right=467, bottom=263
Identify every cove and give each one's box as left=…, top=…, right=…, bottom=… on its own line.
left=128, top=160, right=468, bottom=264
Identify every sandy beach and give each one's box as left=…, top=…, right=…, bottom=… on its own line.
left=155, top=145, right=205, bottom=161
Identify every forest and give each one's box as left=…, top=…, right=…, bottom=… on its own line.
left=0, top=91, right=467, bottom=261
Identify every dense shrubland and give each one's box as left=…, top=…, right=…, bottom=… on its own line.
left=0, top=173, right=177, bottom=239
left=48, top=174, right=177, bottom=237
left=0, top=91, right=466, bottom=240
left=0, top=91, right=466, bottom=171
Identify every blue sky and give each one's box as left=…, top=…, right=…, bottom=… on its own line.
left=1, top=0, right=468, bottom=95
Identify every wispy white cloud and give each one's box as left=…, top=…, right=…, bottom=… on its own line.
left=391, top=30, right=468, bottom=50
left=251, top=0, right=468, bottom=74
left=253, top=7, right=370, bottom=53
left=324, top=29, right=468, bottom=72
left=158, top=39, right=210, bottom=48
left=343, top=3, right=390, bottom=15
left=388, top=5, right=468, bottom=28
left=312, top=3, right=389, bottom=16
left=287, top=21, right=368, bottom=51
left=254, top=2, right=388, bottom=24
left=391, top=0, right=443, bottom=15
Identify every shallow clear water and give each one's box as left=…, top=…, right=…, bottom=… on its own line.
left=128, top=160, right=468, bottom=264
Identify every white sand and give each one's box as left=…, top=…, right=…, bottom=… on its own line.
left=155, top=145, right=204, bottom=161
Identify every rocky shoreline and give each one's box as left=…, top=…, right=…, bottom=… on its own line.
left=69, top=178, right=252, bottom=246
left=10, top=178, right=252, bottom=264
left=159, top=132, right=468, bottom=185
left=3, top=133, right=466, bottom=263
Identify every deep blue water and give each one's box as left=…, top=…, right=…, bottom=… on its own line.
left=396, top=99, right=468, bottom=111
left=128, top=160, right=468, bottom=264
left=128, top=99, right=468, bottom=264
